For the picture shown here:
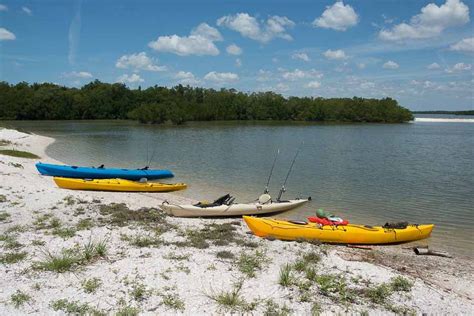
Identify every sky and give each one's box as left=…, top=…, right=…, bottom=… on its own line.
left=0, top=0, right=473, bottom=110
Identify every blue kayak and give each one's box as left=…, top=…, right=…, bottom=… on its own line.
left=36, top=162, right=174, bottom=180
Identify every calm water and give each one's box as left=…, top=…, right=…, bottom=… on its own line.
left=3, top=118, right=473, bottom=257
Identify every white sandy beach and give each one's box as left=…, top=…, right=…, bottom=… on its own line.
left=1, top=127, right=473, bottom=315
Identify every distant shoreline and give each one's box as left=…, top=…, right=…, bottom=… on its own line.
left=413, top=110, right=474, bottom=115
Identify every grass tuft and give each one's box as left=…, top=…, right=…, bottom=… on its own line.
left=50, top=298, right=103, bottom=315
left=365, top=283, right=393, bottom=305
left=236, top=249, right=268, bottom=278
left=159, top=291, right=185, bottom=311
left=10, top=290, right=31, bottom=308
left=130, top=282, right=149, bottom=301
left=390, top=276, right=413, bottom=292
left=0, top=149, right=40, bottom=159
left=81, top=278, right=102, bottom=294
left=0, top=251, right=27, bottom=264
left=35, top=250, right=79, bottom=273
left=216, top=250, right=235, bottom=260
left=263, top=299, right=292, bottom=316
left=0, top=211, right=11, bottom=221
left=278, top=264, right=294, bottom=287
left=208, top=281, right=255, bottom=312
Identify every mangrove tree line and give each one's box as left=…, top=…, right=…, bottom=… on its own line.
left=0, top=81, right=414, bottom=124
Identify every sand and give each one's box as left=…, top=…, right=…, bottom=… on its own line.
left=0, top=127, right=473, bottom=315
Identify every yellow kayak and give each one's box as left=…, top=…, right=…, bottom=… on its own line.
left=243, top=216, right=434, bottom=245
left=53, top=177, right=187, bottom=192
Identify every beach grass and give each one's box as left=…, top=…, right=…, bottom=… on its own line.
left=0, top=149, right=39, bottom=159
left=0, top=211, right=11, bottom=221
left=0, top=251, right=27, bottom=264
left=208, top=281, right=256, bottom=312
left=278, top=264, right=294, bottom=287
left=236, top=249, right=268, bottom=278
left=159, top=290, right=185, bottom=311
left=10, top=290, right=31, bottom=308
left=50, top=299, right=104, bottom=315
left=81, top=278, right=102, bottom=294
left=216, top=250, right=235, bottom=260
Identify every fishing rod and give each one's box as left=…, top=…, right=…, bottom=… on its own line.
left=147, top=140, right=158, bottom=169
left=277, top=142, right=304, bottom=202
left=264, top=149, right=280, bottom=194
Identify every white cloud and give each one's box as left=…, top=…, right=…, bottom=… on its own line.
left=116, top=52, right=166, bottom=72
left=450, top=37, right=474, bottom=53
left=427, top=62, right=441, bottom=69
left=63, top=71, right=93, bottom=79
left=357, top=63, right=366, bottom=69
left=226, top=44, right=242, bottom=55
left=175, top=71, right=200, bottom=85
left=0, top=4, right=8, bottom=11
left=217, top=13, right=295, bottom=43
left=323, top=49, right=347, bottom=60
left=0, top=27, right=15, bottom=41
left=190, top=23, right=223, bottom=41
left=292, top=52, right=310, bottom=62
left=313, top=1, right=359, bottom=31
left=22, top=6, right=32, bottom=15
left=276, top=83, right=290, bottom=92
left=148, top=23, right=221, bottom=56
left=445, top=62, right=472, bottom=72
left=257, top=69, right=272, bottom=82
left=281, top=69, right=323, bottom=81
left=235, top=58, right=242, bottom=67
left=306, top=81, right=321, bottom=89
left=116, top=73, right=144, bottom=84
left=204, top=71, right=239, bottom=83
left=379, top=0, right=470, bottom=41
left=382, top=60, right=399, bottom=69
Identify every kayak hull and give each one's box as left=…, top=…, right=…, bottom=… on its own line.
left=161, top=199, right=309, bottom=217
left=53, top=177, right=186, bottom=192
left=36, top=162, right=173, bottom=180
left=243, top=216, right=434, bottom=245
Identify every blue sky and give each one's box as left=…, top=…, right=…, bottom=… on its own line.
left=0, top=0, right=473, bottom=110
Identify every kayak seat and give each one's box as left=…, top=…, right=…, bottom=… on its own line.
left=194, top=194, right=233, bottom=208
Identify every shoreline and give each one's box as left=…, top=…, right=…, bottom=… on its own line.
left=1, top=128, right=473, bottom=314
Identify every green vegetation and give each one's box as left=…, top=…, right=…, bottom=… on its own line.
left=35, top=240, right=108, bottom=272
left=0, top=251, right=27, bottom=264
left=81, top=278, right=102, bottom=294
left=158, top=289, right=185, bottom=311
left=390, top=276, right=413, bottom=292
left=177, top=222, right=254, bottom=249
left=116, top=305, right=140, bottom=316
left=216, top=250, right=235, bottom=260
left=10, top=290, right=31, bottom=308
left=278, top=264, right=294, bottom=287
left=130, top=282, right=149, bottom=301
left=0, top=81, right=413, bottom=124
left=236, top=249, right=269, bottom=278
left=0, top=194, right=7, bottom=203
left=0, top=211, right=11, bottom=221
left=263, top=299, right=292, bottom=316
left=208, top=281, right=256, bottom=312
left=50, top=299, right=104, bottom=315
left=0, top=149, right=40, bottom=159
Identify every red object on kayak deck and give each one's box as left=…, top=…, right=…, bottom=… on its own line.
left=308, top=217, right=349, bottom=226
